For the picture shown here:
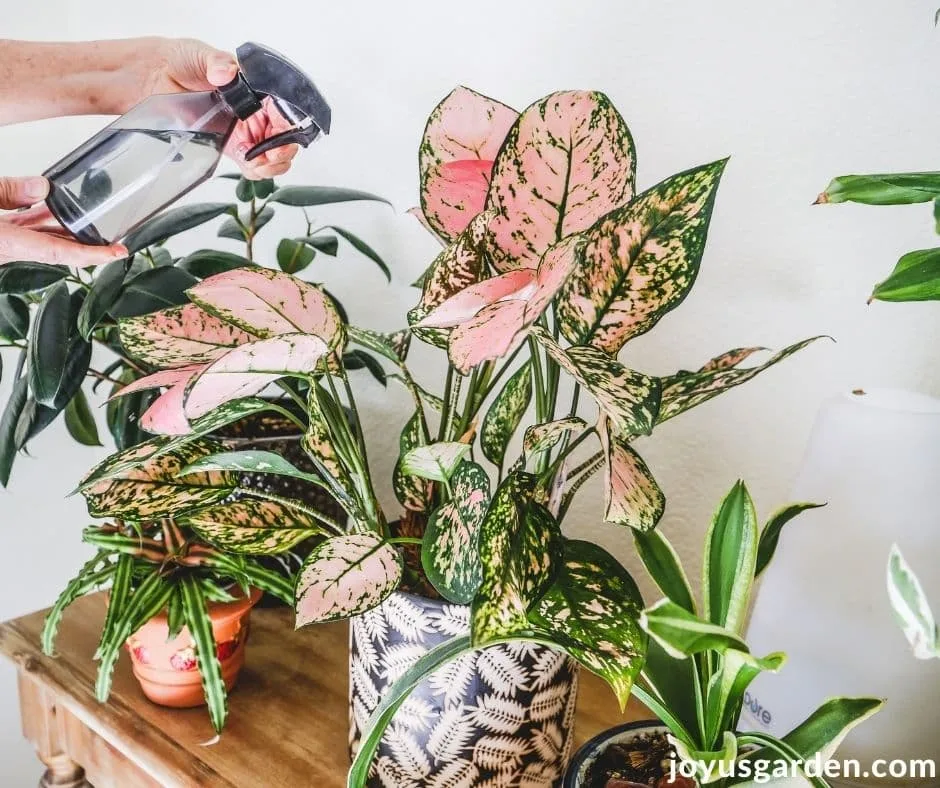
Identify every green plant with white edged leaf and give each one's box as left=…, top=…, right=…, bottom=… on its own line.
left=887, top=544, right=940, bottom=661
left=0, top=172, right=389, bottom=487
left=631, top=481, right=881, bottom=786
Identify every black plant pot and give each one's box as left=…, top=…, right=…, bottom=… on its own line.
left=563, top=720, right=672, bottom=788
left=349, top=591, right=580, bottom=787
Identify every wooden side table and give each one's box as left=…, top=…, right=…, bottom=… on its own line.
left=0, top=593, right=641, bottom=787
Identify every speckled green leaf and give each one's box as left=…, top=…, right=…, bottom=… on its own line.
left=422, top=461, right=490, bottom=604
left=657, top=337, right=822, bottom=424
left=471, top=472, right=562, bottom=644
left=528, top=539, right=646, bottom=709
left=600, top=417, right=665, bottom=532
left=81, top=438, right=236, bottom=520
left=533, top=326, right=660, bottom=436
left=481, top=362, right=531, bottom=467
left=408, top=211, right=490, bottom=349
left=400, top=441, right=470, bottom=482
left=183, top=499, right=323, bottom=555
left=523, top=417, right=586, bottom=459
left=557, top=159, right=727, bottom=353
left=485, top=91, right=635, bottom=272
left=393, top=411, right=431, bottom=512
left=295, top=533, right=402, bottom=626
left=302, top=387, right=360, bottom=512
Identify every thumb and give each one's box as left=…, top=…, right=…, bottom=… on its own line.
left=200, top=47, right=239, bottom=88
left=0, top=176, right=49, bottom=210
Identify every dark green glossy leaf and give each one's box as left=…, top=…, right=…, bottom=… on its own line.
left=252, top=178, right=275, bottom=199
left=64, top=387, right=101, bottom=446
left=756, top=502, right=825, bottom=577
left=77, top=258, right=130, bottom=339
left=393, top=411, right=431, bottom=512
left=871, top=247, right=940, bottom=302
left=14, top=397, right=60, bottom=448
left=342, top=349, right=387, bottom=386
left=149, top=247, right=174, bottom=267
left=324, top=225, right=391, bottom=281
left=634, top=529, right=696, bottom=613
left=269, top=186, right=391, bottom=208
left=124, top=203, right=236, bottom=253
left=109, top=267, right=198, bottom=319
left=29, top=284, right=92, bottom=409
left=298, top=234, right=338, bottom=256
left=0, top=262, right=68, bottom=294
left=0, top=356, right=28, bottom=486
left=481, top=362, right=531, bottom=467
left=0, top=294, right=29, bottom=340
left=235, top=177, right=254, bottom=202
left=528, top=539, right=646, bottom=709
left=176, top=250, right=253, bottom=278
left=277, top=238, right=316, bottom=274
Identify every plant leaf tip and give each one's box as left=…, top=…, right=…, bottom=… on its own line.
left=813, top=192, right=830, bottom=205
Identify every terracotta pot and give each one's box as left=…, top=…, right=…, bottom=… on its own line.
left=125, top=587, right=262, bottom=708
left=349, top=591, right=580, bottom=787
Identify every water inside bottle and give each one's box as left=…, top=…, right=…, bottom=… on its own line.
left=45, top=128, right=225, bottom=245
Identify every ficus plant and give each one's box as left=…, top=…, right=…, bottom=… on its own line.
left=634, top=481, right=881, bottom=786
left=0, top=173, right=390, bottom=486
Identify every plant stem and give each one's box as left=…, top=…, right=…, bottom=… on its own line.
left=437, top=366, right=454, bottom=442
left=275, top=380, right=308, bottom=415
left=87, top=368, right=124, bottom=387
left=388, top=536, right=422, bottom=546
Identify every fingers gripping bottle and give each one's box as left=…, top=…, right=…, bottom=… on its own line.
left=43, top=42, right=330, bottom=245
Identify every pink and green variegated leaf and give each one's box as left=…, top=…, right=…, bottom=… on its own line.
left=599, top=417, right=665, bottom=531
left=471, top=472, right=562, bottom=645
left=400, top=441, right=470, bottom=483
left=533, top=326, right=661, bottom=437
left=81, top=438, right=236, bottom=520
left=187, top=267, right=344, bottom=349
left=557, top=159, right=728, bottom=353
left=408, top=211, right=492, bottom=349
left=182, top=499, right=323, bottom=555
left=658, top=337, right=824, bottom=424
left=119, top=303, right=254, bottom=368
left=407, top=206, right=447, bottom=246
left=184, top=334, right=329, bottom=420
left=108, top=365, right=203, bottom=436
left=699, top=346, right=767, bottom=374
left=302, top=387, right=360, bottom=514
left=418, top=87, right=518, bottom=241
left=419, top=269, right=534, bottom=328
left=295, top=533, right=403, bottom=626
left=421, top=461, right=490, bottom=604
left=485, top=90, right=636, bottom=272
left=528, top=539, right=646, bottom=709
left=523, top=417, right=586, bottom=459
left=393, top=411, right=432, bottom=512
left=480, top=362, right=532, bottom=467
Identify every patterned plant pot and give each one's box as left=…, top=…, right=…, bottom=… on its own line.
left=349, top=591, right=580, bottom=787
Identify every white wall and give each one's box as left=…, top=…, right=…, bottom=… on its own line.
left=2, top=0, right=939, bottom=782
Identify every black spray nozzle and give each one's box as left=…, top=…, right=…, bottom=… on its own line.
left=218, top=41, right=331, bottom=161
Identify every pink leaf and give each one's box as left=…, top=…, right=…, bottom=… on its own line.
left=187, top=268, right=343, bottom=348
left=598, top=417, right=665, bottom=531
left=419, top=86, right=518, bottom=240
left=119, top=304, right=254, bottom=368
left=107, top=365, right=203, bottom=436
left=184, top=334, right=329, bottom=420
left=486, top=91, right=635, bottom=271
left=448, top=300, right=529, bottom=374
left=406, top=207, right=447, bottom=246
left=418, top=270, right=535, bottom=328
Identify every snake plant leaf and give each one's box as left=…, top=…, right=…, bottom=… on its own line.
left=408, top=210, right=490, bottom=349
left=418, top=86, right=517, bottom=241
left=704, top=649, right=786, bottom=745
left=182, top=499, right=324, bottom=555
left=123, top=202, right=236, bottom=253
left=870, top=247, right=940, bottom=302
left=557, top=159, right=727, bottom=353
left=887, top=544, right=939, bottom=660
left=533, top=326, right=661, bottom=437
left=471, top=472, right=562, bottom=644
left=756, top=502, right=825, bottom=577
left=421, top=461, right=490, bottom=604
left=183, top=333, right=329, bottom=421
left=179, top=575, right=228, bottom=733
left=400, top=441, right=470, bottom=483
left=640, top=599, right=748, bottom=658
left=816, top=172, right=940, bottom=205
left=392, top=410, right=432, bottom=512
left=634, top=528, right=696, bottom=614
left=657, top=337, right=823, bottom=424
left=485, top=90, right=635, bottom=272
left=119, top=303, right=255, bottom=368
left=187, top=267, right=344, bottom=350
left=528, top=539, right=646, bottom=710
left=600, top=418, right=665, bottom=531
left=523, top=417, right=586, bottom=460
left=81, top=438, right=237, bottom=520
left=481, top=362, right=532, bottom=467
left=295, top=533, right=403, bottom=626
left=702, top=481, right=758, bottom=635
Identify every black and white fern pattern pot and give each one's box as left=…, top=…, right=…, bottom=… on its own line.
left=349, top=591, right=580, bottom=787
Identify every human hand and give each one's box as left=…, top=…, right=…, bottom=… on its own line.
left=0, top=177, right=127, bottom=266
left=133, top=38, right=300, bottom=180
